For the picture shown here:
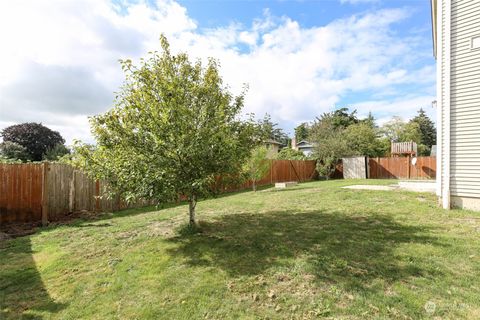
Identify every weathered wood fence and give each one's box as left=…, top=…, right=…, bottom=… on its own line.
left=0, top=160, right=317, bottom=225
left=369, top=156, right=436, bottom=179
left=0, top=163, right=139, bottom=225
left=216, top=159, right=317, bottom=192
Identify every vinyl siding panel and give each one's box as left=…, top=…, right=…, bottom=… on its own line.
left=450, top=0, right=480, bottom=197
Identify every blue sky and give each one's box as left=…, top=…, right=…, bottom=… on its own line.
left=0, top=0, right=436, bottom=142
left=178, top=0, right=431, bottom=30
left=177, top=0, right=436, bottom=124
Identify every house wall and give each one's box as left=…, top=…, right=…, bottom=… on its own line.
left=266, top=144, right=280, bottom=159
left=450, top=0, right=480, bottom=201
left=438, top=0, right=480, bottom=210
left=299, top=147, right=313, bottom=156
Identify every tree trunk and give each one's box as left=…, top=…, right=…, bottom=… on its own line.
left=252, top=180, right=257, bottom=192
left=188, top=195, right=197, bottom=227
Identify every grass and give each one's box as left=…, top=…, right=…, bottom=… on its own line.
left=1, top=179, right=480, bottom=319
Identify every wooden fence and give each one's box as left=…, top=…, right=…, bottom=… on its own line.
left=216, top=159, right=317, bottom=192
left=0, top=163, right=43, bottom=225
left=368, top=156, right=436, bottom=179
left=0, top=160, right=317, bottom=225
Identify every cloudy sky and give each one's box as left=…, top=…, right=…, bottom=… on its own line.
left=0, top=0, right=436, bottom=144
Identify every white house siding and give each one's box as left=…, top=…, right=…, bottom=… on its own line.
left=450, top=0, right=480, bottom=205
left=437, top=0, right=449, bottom=204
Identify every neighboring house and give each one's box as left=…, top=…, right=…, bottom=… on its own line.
left=264, top=139, right=282, bottom=158
left=296, top=140, right=314, bottom=156
left=431, top=0, right=480, bottom=210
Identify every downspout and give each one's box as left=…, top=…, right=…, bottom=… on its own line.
left=443, top=0, right=452, bottom=209
left=435, top=0, right=442, bottom=198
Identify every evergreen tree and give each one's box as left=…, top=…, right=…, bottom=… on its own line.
left=258, top=114, right=289, bottom=146
left=410, top=108, right=436, bottom=154
left=362, top=112, right=377, bottom=129
left=294, top=123, right=310, bottom=142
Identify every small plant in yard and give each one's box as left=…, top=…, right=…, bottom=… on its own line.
left=72, top=35, right=257, bottom=227
left=243, top=146, right=270, bottom=191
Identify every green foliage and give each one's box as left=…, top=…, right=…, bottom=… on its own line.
left=43, top=144, right=70, bottom=161
left=361, top=112, right=377, bottom=129
left=310, top=117, right=352, bottom=178
left=310, top=107, right=385, bottom=177
left=410, top=108, right=436, bottom=156
left=0, top=141, right=30, bottom=162
left=74, top=35, right=256, bottom=224
left=294, top=123, right=310, bottom=142
left=243, top=146, right=270, bottom=191
left=343, top=123, right=387, bottom=157
left=1, top=122, right=66, bottom=161
left=276, top=148, right=308, bottom=160
left=320, top=107, right=359, bottom=130
left=257, top=114, right=289, bottom=146
left=0, top=155, right=24, bottom=164
left=380, top=116, right=422, bottom=144
left=380, top=116, right=429, bottom=156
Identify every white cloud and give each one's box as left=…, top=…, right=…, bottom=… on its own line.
left=355, top=96, right=437, bottom=126
left=0, top=1, right=434, bottom=143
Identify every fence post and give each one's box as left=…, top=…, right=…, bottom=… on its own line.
left=270, top=159, right=273, bottom=184
left=95, top=180, right=100, bottom=212
left=41, top=162, right=49, bottom=226
left=69, top=170, right=75, bottom=213
left=407, top=155, right=411, bottom=179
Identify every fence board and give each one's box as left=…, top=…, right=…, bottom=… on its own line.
left=342, top=157, right=367, bottom=179
left=1, top=160, right=318, bottom=225
left=0, top=163, right=43, bottom=224
left=369, top=156, right=436, bottom=179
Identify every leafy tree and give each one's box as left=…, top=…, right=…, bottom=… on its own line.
left=243, top=146, right=271, bottom=191
left=380, top=116, right=404, bottom=142
left=380, top=116, right=421, bottom=144
left=410, top=108, right=436, bottom=155
left=343, top=123, right=387, bottom=157
left=294, top=123, right=310, bottom=142
left=0, top=141, right=30, bottom=162
left=399, top=122, right=422, bottom=144
left=276, top=148, right=308, bottom=160
left=322, top=107, right=359, bottom=129
left=380, top=116, right=424, bottom=155
left=74, top=36, right=256, bottom=227
left=1, top=122, right=65, bottom=161
left=43, top=144, right=70, bottom=161
left=310, top=117, right=352, bottom=178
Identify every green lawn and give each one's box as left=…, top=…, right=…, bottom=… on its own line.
left=1, top=179, right=480, bottom=319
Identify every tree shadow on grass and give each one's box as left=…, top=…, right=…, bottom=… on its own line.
left=166, top=210, right=445, bottom=291
left=0, top=237, right=67, bottom=319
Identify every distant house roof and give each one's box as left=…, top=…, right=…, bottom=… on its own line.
left=296, top=140, right=314, bottom=148
left=264, top=139, right=282, bottom=145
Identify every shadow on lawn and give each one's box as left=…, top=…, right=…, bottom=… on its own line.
left=0, top=237, right=66, bottom=319
left=167, top=210, right=444, bottom=291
